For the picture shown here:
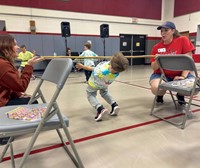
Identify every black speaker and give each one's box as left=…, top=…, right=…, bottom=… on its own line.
left=100, top=24, right=109, bottom=38
left=61, top=22, right=71, bottom=37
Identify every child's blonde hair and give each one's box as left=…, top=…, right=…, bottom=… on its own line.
left=110, top=52, right=129, bottom=72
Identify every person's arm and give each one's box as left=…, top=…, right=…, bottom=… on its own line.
left=150, top=54, right=160, bottom=70
left=75, top=63, right=94, bottom=71
left=151, top=60, right=159, bottom=70
left=0, top=62, right=32, bottom=92
left=26, top=56, right=44, bottom=67
left=0, top=57, right=44, bottom=92
left=150, top=45, right=159, bottom=70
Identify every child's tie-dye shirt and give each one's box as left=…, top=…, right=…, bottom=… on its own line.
left=88, top=61, right=119, bottom=89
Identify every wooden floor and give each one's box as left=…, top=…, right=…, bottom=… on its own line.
left=1, top=65, right=200, bottom=168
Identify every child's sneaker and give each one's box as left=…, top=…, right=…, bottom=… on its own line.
left=110, top=102, right=120, bottom=116
left=95, top=106, right=108, bottom=121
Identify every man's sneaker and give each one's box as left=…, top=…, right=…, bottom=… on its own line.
left=95, top=106, right=108, bottom=121
left=176, top=93, right=186, bottom=105
left=156, top=96, right=164, bottom=103
left=110, top=102, right=120, bottom=116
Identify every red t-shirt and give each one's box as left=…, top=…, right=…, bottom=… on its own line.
left=150, top=36, right=195, bottom=78
left=0, top=58, right=33, bottom=106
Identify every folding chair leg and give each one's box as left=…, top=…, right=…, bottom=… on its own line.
left=18, top=125, right=45, bottom=168
left=169, top=92, right=177, bottom=109
left=62, top=127, right=84, bottom=168
left=56, top=110, right=84, bottom=168
left=150, top=96, right=157, bottom=115
left=0, top=143, right=10, bottom=162
left=56, top=129, right=80, bottom=167
left=181, top=108, right=193, bottom=129
left=0, top=137, right=15, bottom=163
left=10, top=143, right=15, bottom=168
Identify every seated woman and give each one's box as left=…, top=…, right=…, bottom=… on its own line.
left=0, top=34, right=44, bottom=145
left=149, top=21, right=195, bottom=104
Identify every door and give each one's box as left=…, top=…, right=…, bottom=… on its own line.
left=132, top=35, right=146, bottom=65
left=120, top=34, right=146, bottom=65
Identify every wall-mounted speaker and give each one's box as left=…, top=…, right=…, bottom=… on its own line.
left=30, top=20, right=36, bottom=34
left=61, top=22, right=71, bottom=37
left=100, top=24, right=109, bottom=38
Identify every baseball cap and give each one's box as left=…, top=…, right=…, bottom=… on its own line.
left=157, top=21, right=176, bottom=30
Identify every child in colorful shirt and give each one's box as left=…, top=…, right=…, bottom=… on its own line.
left=76, top=52, right=129, bottom=121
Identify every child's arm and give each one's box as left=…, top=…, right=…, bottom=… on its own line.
left=75, top=63, right=94, bottom=71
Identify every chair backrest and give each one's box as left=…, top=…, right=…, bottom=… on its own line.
left=41, top=58, right=73, bottom=89
left=156, top=54, right=198, bottom=76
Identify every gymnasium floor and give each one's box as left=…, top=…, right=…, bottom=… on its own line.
left=1, top=65, right=200, bottom=168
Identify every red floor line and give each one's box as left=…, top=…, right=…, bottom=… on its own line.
left=2, top=108, right=200, bottom=162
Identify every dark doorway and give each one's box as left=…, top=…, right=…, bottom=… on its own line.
left=120, top=34, right=146, bottom=65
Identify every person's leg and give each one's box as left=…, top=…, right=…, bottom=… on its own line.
left=99, top=88, right=115, bottom=105
left=0, top=137, right=13, bottom=146
left=84, top=70, right=89, bottom=82
left=86, top=87, right=99, bottom=109
left=150, top=73, right=167, bottom=103
left=5, top=97, right=38, bottom=106
left=99, top=88, right=120, bottom=116
left=86, top=86, right=107, bottom=121
left=88, top=71, right=92, bottom=80
left=176, top=93, right=186, bottom=105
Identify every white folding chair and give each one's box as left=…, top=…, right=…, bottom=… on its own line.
left=0, top=58, right=84, bottom=168
left=150, top=55, right=200, bottom=129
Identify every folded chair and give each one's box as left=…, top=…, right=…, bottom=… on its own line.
left=150, top=55, right=200, bottom=129
left=0, top=58, right=84, bottom=168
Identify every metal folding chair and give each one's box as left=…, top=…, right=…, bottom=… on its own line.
left=150, top=55, right=200, bottom=129
left=0, top=58, right=84, bottom=168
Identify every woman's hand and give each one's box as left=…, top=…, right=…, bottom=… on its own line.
left=173, top=76, right=185, bottom=80
left=27, top=56, right=44, bottom=66
left=20, top=93, right=31, bottom=98
left=151, top=54, right=160, bottom=70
